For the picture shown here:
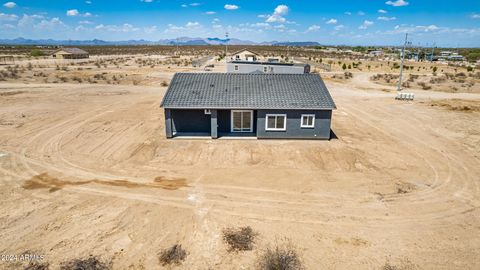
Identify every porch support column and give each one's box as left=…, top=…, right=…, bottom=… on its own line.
left=211, top=109, right=218, bottom=139
left=164, top=109, right=173, bottom=138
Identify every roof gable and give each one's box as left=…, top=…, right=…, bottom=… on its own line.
left=231, top=48, right=260, bottom=56
left=161, top=73, right=336, bottom=110
left=54, top=48, right=88, bottom=55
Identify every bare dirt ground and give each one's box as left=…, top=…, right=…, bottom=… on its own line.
left=0, top=59, right=480, bottom=269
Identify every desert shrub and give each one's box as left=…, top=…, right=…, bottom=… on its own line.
left=341, top=63, right=347, bottom=70
left=161, top=81, right=169, bottom=87
left=417, top=82, right=431, bottom=90
left=24, top=261, right=49, bottom=270
left=257, top=241, right=302, bottom=270
left=223, top=226, right=258, bottom=252
left=30, top=49, right=44, bottom=57
left=60, top=256, right=111, bottom=270
left=466, top=66, right=473, bottom=72
left=159, top=244, right=187, bottom=266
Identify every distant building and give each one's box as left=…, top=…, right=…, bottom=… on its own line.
left=367, top=50, right=384, bottom=57
left=52, top=48, right=89, bottom=59
left=230, top=48, right=260, bottom=62
left=227, top=61, right=310, bottom=74
left=0, top=55, right=14, bottom=65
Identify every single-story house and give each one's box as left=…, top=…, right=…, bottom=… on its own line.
left=160, top=73, right=336, bottom=139
left=230, top=48, right=260, bottom=62
left=227, top=60, right=310, bottom=74
left=52, top=48, right=89, bottom=59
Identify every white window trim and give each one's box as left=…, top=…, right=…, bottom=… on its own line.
left=231, top=110, right=253, bottom=133
left=204, top=109, right=212, bottom=115
left=265, top=114, right=287, bottom=131
left=300, top=114, right=315, bottom=128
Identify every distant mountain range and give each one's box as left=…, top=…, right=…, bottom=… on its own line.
left=0, top=37, right=321, bottom=46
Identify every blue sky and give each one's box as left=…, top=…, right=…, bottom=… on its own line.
left=0, top=0, right=479, bottom=46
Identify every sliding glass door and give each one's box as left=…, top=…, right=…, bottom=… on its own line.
left=231, top=110, right=253, bottom=132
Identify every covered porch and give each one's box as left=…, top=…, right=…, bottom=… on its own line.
left=165, top=109, right=257, bottom=139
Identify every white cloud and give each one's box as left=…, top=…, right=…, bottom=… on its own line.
left=205, top=11, right=216, bottom=15
left=471, top=14, right=480, bottom=19
left=212, top=18, right=220, bottom=23
left=141, top=0, right=153, bottom=2
left=85, top=1, right=92, bottom=4
left=378, top=16, right=396, bottom=21
left=357, top=11, right=365, bottom=16
left=306, top=24, right=320, bottom=33
left=266, top=4, right=289, bottom=23
left=359, top=20, right=373, bottom=29
left=79, top=20, right=94, bottom=24
left=66, top=9, right=79, bottom=16
left=66, top=9, right=92, bottom=17
left=224, top=4, right=239, bottom=10
left=378, top=9, right=387, bottom=13
left=386, top=0, right=409, bottom=7
left=326, top=18, right=337, bottom=25
left=95, top=23, right=140, bottom=32
left=165, top=21, right=202, bottom=33
left=144, top=25, right=157, bottom=34
left=181, top=4, right=187, bottom=7
left=186, top=21, right=200, bottom=27
left=334, top=24, right=345, bottom=31
left=0, top=13, right=18, bottom=21
left=189, top=2, right=200, bottom=6
left=344, top=11, right=352, bottom=15
left=3, top=2, right=16, bottom=8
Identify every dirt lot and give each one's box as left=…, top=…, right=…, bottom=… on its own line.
left=0, top=60, right=480, bottom=269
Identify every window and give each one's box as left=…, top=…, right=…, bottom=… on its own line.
left=265, top=114, right=287, bottom=131
left=301, top=114, right=315, bottom=128
left=231, top=110, right=253, bottom=132
left=204, top=109, right=211, bottom=115
left=263, top=66, right=268, bottom=73
left=234, top=65, right=239, bottom=71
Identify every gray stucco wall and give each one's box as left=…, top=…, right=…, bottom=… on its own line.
left=256, top=110, right=332, bottom=139
left=227, top=62, right=308, bottom=74
left=170, top=109, right=211, bottom=134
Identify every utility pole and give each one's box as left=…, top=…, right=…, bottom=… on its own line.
left=397, top=33, right=408, bottom=92
left=430, top=42, right=435, bottom=62
left=225, top=32, right=229, bottom=64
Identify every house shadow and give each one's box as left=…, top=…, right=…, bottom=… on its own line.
left=330, top=129, right=339, bottom=140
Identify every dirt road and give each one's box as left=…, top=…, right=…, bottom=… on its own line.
left=0, top=79, right=479, bottom=269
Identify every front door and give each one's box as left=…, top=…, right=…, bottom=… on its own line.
left=231, top=110, right=253, bottom=132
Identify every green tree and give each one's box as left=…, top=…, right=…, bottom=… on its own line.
left=30, top=49, right=44, bottom=57
left=432, top=66, right=437, bottom=73
left=342, top=63, right=347, bottom=70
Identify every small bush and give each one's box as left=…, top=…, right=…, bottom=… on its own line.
left=161, top=81, right=169, bottom=87
left=60, top=256, right=111, bottom=270
left=223, top=226, right=258, bottom=252
left=257, top=241, right=302, bottom=270
left=159, top=244, right=187, bottom=266
left=24, top=261, right=49, bottom=270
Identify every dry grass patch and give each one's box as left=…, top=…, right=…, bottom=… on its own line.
left=159, top=244, right=187, bottom=266
left=223, top=226, right=258, bottom=252
left=24, top=261, right=49, bottom=270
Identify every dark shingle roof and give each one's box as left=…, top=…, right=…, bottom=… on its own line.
left=160, top=73, right=336, bottom=110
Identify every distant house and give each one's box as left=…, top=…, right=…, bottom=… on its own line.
left=52, top=48, right=89, bottom=59
left=227, top=61, right=310, bottom=74
left=230, top=48, right=260, bottom=62
left=0, top=55, right=14, bottom=65
left=160, top=73, right=336, bottom=139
